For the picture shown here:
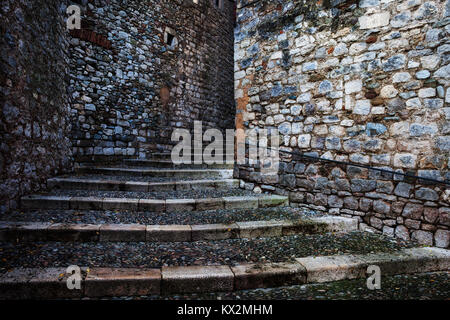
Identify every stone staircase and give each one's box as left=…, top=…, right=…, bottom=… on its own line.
left=0, top=153, right=449, bottom=299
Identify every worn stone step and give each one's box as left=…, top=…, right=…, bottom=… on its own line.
left=146, top=153, right=229, bottom=161
left=164, top=271, right=450, bottom=300
left=75, top=166, right=234, bottom=179
left=0, top=207, right=320, bottom=226
left=0, top=231, right=419, bottom=272
left=47, top=177, right=239, bottom=192
left=0, top=247, right=448, bottom=299
left=123, top=159, right=234, bottom=169
left=20, top=195, right=289, bottom=212
left=0, top=216, right=358, bottom=243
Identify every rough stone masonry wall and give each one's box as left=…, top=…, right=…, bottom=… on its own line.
left=0, top=0, right=73, bottom=213
left=70, top=0, right=235, bottom=162
left=235, top=0, right=450, bottom=248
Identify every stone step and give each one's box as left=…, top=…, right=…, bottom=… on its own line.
left=1, top=247, right=448, bottom=299
left=20, top=195, right=289, bottom=212
left=0, top=231, right=417, bottom=271
left=47, top=177, right=239, bottom=192
left=147, top=153, right=229, bottom=160
left=123, top=159, right=234, bottom=169
left=0, top=216, right=358, bottom=242
left=0, top=207, right=319, bottom=226
left=97, top=272, right=450, bottom=300
left=75, top=166, right=234, bottom=179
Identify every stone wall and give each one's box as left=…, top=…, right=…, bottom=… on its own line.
left=0, top=0, right=236, bottom=212
left=70, top=0, right=236, bottom=161
left=234, top=0, right=450, bottom=247
left=0, top=0, right=73, bottom=213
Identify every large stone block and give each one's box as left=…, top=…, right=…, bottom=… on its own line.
left=237, top=220, right=284, bottom=238
left=296, top=255, right=366, bottom=283
left=402, top=203, right=424, bottom=220
left=223, top=196, right=258, bottom=209
left=191, top=223, right=239, bottom=241
left=232, top=263, right=306, bottom=290
left=85, top=268, right=160, bottom=297
left=359, top=12, right=391, bottom=29
left=166, top=199, right=196, bottom=212
left=161, top=265, right=234, bottom=294
left=99, top=224, right=146, bottom=242
left=146, top=225, right=192, bottom=242
left=47, top=223, right=100, bottom=242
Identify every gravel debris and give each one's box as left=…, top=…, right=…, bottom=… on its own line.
left=0, top=207, right=322, bottom=225
left=0, top=232, right=416, bottom=272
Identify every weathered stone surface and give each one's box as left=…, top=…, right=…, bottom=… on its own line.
left=359, top=12, right=391, bottom=29
left=223, top=196, right=259, bottom=209
left=424, top=207, right=439, bottom=224
left=161, top=265, right=234, bottom=294
left=28, top=268, right=84, bottom=299
left=191, top=223, right=239, bottom=241
left=166, top=199, right=196, bottom=212
left=402, top=203, right=424, bottom=220
left=102, top=198, right=139, bottom=211
left=395, top=225, right=410, bottom=241
left=237, top=220, right=284, bottom=238
left=434, top=230, right=450, bottom=248
left=99, top=224, right=146, bottom=242
left=47, top=224, right=100, bottom=242
left=21, top=195, right=71, bottom=210
left=394, top=182, right=412, bottom=198
left=146, top=225, right=192, bottom=242
left=1, top=0, right=236, bottom=212
left=232, top=263, right=306, bottom=290
left=411, top=230, right=434, bottom=246
left=296, top=255, right=366, bottom=283
left=70, top=197, right=104, bottom=210
left=310, top=216, right=359, bottom=233
left=415, top=188, right=439, bottom=201
left=357, top=247, right=450, bottom=275
left=0, top=222, right=51, bottom=242
left=195, top=198, right=225, bottom=211
left=138, top=199, right=165, bottom=212
left=85, top=268, right=160, bottom=297
left=259, top=195, right=289, bottom=207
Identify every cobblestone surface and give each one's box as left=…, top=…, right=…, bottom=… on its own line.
left=60, top=174, right=230, bottom=182
left=0, top=232, right=416, bottom=272
left=38, top=188, right=259, bottom=200
left=144, top=272, right=450, bottom=300
left=0, top=207, right=322, bottom=225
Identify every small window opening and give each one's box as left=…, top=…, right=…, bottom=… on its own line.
left=164, top=27, right=178, bottom=49
left=213, top=0, right=224, bottom=9
left=166, top=33, right=175, bottom=46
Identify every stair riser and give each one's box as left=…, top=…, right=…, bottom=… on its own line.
left=1, top=248, right=448, bottom=299
left=144, top=154, right=229, bottom=161
left=123, top=160, right=234, bottom=169
left=48, top=179, right=240, bottom=192
left=75, top=167, right=233, bottom=179
left=20, top=196, right=289, bottom=213
left=0, top=218, right=357, bottom=243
